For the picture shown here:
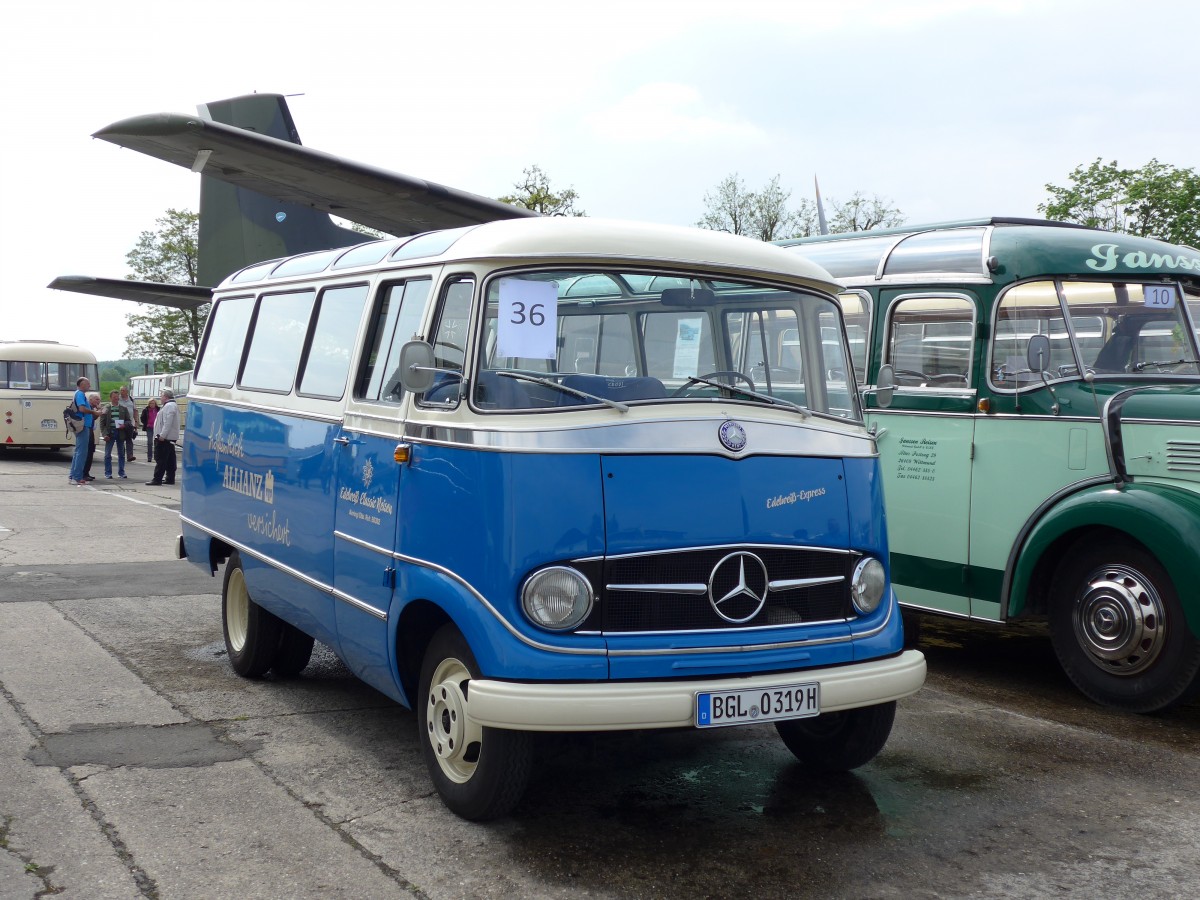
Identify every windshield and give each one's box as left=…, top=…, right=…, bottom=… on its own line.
left=992, top=280, right=1200, bottom=386
left=471, top=269, right=860, bottom=420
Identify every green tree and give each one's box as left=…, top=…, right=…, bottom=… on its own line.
left=1040, top=158, right=1200, bottom=247
left=698, top=174, right=903, bottom=240
left=698, top=173, right=763, bottom=237
left=500, top=165, right=586, bottom=216
left=828, top=192, right=905, bottom=233
left=123, top=209, right=207, bottom=371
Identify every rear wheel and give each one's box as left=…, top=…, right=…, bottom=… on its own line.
left=775, top=702, right=896, bottom=771
left=222, top=552, right=282, bottom=678
left=418, top=625, right=533, bottom=820
left=1049, top=538, right=1200, bottom=712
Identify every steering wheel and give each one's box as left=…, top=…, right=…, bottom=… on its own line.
left=891, top=369, right=928, bottom=387
left=672, top=370, right=756, bottom=397
left=924, top=373, right=969, bottom=386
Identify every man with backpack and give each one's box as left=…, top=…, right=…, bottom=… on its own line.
left=68, top=377, right=99, bottom=485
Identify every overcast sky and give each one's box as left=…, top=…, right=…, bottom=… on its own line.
left=3, top=0, right=1198, bottom=362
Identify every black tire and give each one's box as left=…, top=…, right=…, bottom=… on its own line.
left=271, top=623, right=315, bottom=678
left=418, top=624, right=533, bottom=820
left=775, top=701, right=896, bottom=771
left=221, top=551, right=282, bottom=678
left=1049, top=538, right=1200, bottom=713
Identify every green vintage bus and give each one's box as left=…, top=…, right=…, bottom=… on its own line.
left=780, top=219, right=1200, bottom=712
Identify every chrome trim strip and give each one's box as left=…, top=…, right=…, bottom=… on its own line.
left=897, top=600, right=973, bottom=620
left=401, top=416, right=876, bottom=458
left=850, top=273, right=994, bottom=287
left=335, top=529, right=392, bottom=558
left=770, top=575, right=845, bottom=591
left=180, top=515, right=387, bottom=620
left=608, top=583, right=708, bottom=594
left=187, top=396, right=343, bottom=424
left=591, top=542, right=855, bottom=563
left=607, top=575, right=844, bottom=596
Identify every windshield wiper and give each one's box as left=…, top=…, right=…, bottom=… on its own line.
left=495, top=371, right=629, bottom=413
left=1132, top=358, right=1200, bottom=372
left=680, top=376, right=810, bottom=417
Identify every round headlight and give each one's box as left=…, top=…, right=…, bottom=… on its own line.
left=521, top=566, right=594, bottom=631
left=850, top=557, right=886, bottom=615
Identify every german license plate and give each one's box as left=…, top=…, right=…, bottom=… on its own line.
left=40, top=419, right=58, bottom=429
left=695, top=681, right=820, bottom=727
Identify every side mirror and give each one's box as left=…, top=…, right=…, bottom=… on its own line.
left=1026, top=334, right=1051, bottom=374
left=398, top=341, right=436, bottom=393
left=873, top=364, right=895, bottom=409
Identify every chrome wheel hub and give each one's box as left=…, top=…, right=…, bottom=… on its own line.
left=1073, top=564, right=1165, bottom=676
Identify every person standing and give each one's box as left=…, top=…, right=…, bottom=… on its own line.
left=99, top=389, right=131, bottom=479
left=68, top=377, right=99, bottom=485
left=146, top=389, right=180, bottom=486
left=140, top=397, right=159, bottom=464
left=81, top=390, right=102, bottom=483
left=118, top=386, right=138, bottom=462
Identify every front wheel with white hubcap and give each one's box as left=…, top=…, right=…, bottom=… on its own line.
left=1050, top=538, right=1200, bottom=713
left=417, top=625, right=533, bottom=820
left=221, top=551, right=282, bottom=678
left=775, top=701, right=896, bottom=771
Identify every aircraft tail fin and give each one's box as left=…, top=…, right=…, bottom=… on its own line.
left=196, top=93, right=367, bottom=287
left=814, top=175, right=830, bottom=236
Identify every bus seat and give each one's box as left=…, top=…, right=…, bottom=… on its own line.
left=423, top=372, right=462, bottom=404
left=560, top=373, right=666, bottom=403
left=474, top=371, right=527, bottom=408
left=1092, top=328, right=1137, bottom=374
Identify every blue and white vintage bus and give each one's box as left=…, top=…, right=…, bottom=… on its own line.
left=178, top=217, right=925, bottom=819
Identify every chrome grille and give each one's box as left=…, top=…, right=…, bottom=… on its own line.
left=588, top=546, right=853, bottom=633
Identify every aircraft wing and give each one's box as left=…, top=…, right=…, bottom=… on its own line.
left=93, top=113, right=537, bottom=236
left=48, top=276, right=211, bottom=311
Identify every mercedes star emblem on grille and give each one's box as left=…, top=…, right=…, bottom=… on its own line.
left=708, top=551, right=769, bottom=623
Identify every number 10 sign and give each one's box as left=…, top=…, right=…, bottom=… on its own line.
left=498, top=278, right=558, bottom=359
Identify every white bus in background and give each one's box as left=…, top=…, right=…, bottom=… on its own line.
left=0, top=341, right=99, bottom=450
left=128, top=372, right=167, bottom=405
left=130, top=369, right=192, bottom=432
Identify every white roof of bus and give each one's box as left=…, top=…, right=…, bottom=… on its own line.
left=218, top=217, right=840, bottom=292
left=0, top=340, right=97, bottom=363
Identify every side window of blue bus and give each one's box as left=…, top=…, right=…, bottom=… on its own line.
left=357, top=278, right=432, bottom=402
left=240, top=290, right=317, bottom=394
left=419, top=278, right=475, bottom=407
left=195, top=296, right=256, bottom=387
left=297, top=284, right=370, bottom=399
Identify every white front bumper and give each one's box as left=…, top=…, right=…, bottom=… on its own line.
left=466, top=649, right=926, bottom=732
